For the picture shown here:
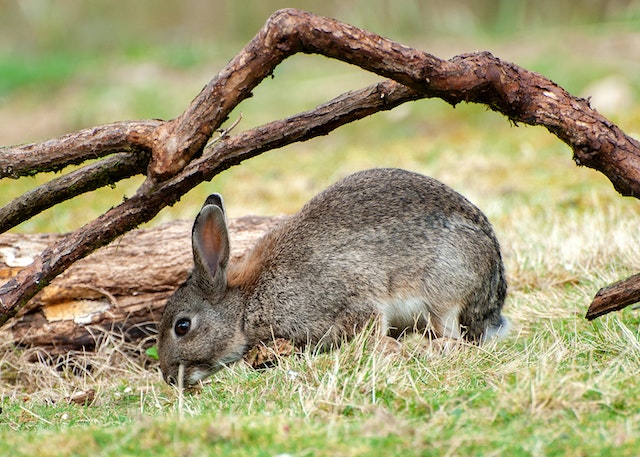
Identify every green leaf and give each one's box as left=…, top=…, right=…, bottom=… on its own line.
left=145, top=345, right=159, bottom=360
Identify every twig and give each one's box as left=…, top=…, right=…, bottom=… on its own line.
left=216, top=114, right=243, bottom=140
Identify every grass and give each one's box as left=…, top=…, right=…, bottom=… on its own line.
left=2, top=3, right=640, bottom=456
left=2, top=293, right=640, bottom=455
left=2, top=165, right=640, bottom=455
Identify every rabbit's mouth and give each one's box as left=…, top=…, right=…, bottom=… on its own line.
left=187, top=355, right=243, bottom=384
left=186, top=365, right=219, bottom=385
left=163, top=363, right=219, bottom=387
left=167, top=348, right=247, bottom=386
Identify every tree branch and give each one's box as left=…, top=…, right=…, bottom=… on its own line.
left=0, top=151, right=149, bottom=233
left=149, top=8, right=640, bottom=198
left=0, top=80, right=421, bottom=325
left=0, top=121, right=157, bottom=179
left=586, top=273, right=640, bottom=320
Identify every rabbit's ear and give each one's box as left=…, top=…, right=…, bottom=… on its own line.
left=202, top=194, right=225, bottom=214
left=191, top=195, right=230, bottom=295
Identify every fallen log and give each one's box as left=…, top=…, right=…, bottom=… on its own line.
left=0, top=215, right=280, bottom=354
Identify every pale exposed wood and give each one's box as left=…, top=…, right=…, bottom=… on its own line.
left=0, top=216, right=281, bottom=353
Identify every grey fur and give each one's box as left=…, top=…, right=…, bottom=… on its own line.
left=158, top=168, right=507, bottom=385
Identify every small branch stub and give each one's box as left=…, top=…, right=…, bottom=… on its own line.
left=586, top=273, right=640, bottom=320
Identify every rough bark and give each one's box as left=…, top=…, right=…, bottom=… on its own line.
left=0, top=216, right=281, bottom=354
left=0, top=152, right=149, bottom=233
left=585, top=273, right=640, bottom=320
left=1, top=8, right=639, bottom=329
left=0, top=121, right=158, bottom=179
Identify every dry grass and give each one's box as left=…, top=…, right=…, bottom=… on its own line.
left=0, top=332, right=158, bottom=406
left=3, top=124, right=640, bottom=455
left=2, top=193, right=640, bottom=453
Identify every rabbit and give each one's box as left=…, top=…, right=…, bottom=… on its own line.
left=157, top=168, right=508, bottom=386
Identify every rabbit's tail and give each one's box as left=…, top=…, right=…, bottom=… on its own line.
left=456, top=239, right=508, bottom=344
left=481, top=254, right=509, bottom=342
left=483, top=314, right=510, bottom=342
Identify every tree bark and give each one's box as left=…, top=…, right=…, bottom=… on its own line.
left=585, top=273, right=640, bottom=320
left=0, top=121, right=158, bottom=179
left=0, top=216, right=281, bottom=354
left=1, top=8, right=639, bottom=330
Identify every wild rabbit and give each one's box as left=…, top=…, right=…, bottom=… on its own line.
left=158, top=168, right=507, bottom=385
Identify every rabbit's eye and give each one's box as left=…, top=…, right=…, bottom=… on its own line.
left=174, top=318, right=191, bottom=337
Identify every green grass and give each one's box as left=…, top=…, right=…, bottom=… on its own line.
left=2, top=3, right=640, bottom=456
left=2, top=306, right=640, bottom=455
left=2, top=191, right=640, bottom=455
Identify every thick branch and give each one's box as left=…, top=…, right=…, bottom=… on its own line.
left=148, top=8, right=444, bottom=179
left=151, top=8, right=640, bottom=198
left=0, top=151, right=149, bottom=233
left=0, top=80, right=422, bottom=324
left=586, top=273, right=640, bottom=320
left=0, top=121, right=157, bottom=179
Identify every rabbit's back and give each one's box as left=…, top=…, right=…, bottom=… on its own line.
left=240, top=168, right=507, bottom=344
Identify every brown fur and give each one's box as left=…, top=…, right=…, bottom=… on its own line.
left=157, top=168, right=508, bottom=385
left=226, top=232, right=277, bottom=289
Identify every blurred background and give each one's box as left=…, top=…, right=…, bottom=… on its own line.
left=1, top=0, right=639, bottom=232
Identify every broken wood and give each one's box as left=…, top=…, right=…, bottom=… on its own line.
left=585, top=273, right=640, bottom=320
left=0, top=216, right=281, bottom=354
left=1, top=8, right=639, bottom=330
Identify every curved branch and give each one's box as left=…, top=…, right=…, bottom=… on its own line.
left=0, top=120, right=158, bottom=179
left=147, top=8, right=443, bottom=179
left=0, top=80, right=421, bottom=324
left=150, top=8, right=640, bottom=198
left=0, top=151, right=149, bottom=233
